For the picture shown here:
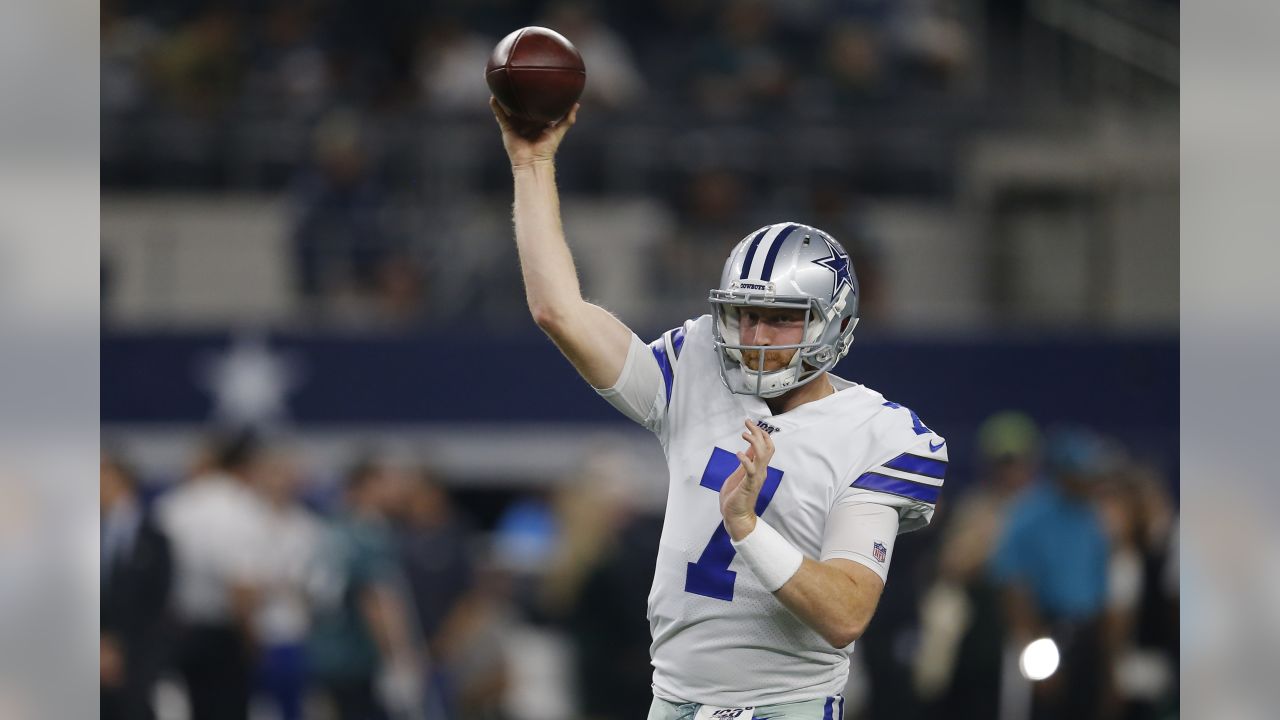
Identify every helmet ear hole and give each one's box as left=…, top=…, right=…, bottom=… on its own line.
left=840, top=317, right=851, bottom=331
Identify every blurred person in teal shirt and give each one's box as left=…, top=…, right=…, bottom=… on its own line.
left=915, top=411, right=1043, bottom=720
left=991, top=426, right=1114, bottom=720
left=307, top=458, right=423, bottom=720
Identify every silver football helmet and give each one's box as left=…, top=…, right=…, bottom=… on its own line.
left=710, top=222, right=860, bottom=398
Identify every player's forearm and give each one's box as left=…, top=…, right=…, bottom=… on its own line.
left=774, top=557, right=882, bottom=648
left=511, top=160, right=587, bottom=328
left=509, top=161, right=632, bottom=387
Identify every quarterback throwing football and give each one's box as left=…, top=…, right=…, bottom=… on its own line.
left=492, top=100, right=946, bottom=720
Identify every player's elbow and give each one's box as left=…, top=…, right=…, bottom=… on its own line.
left=823, top=623, right=863, bottom=649
left=531, top=299, right=590, bottom=339
left=824, top=614, right=872, bottom=648
left=530, top=303, right=565, bottom=333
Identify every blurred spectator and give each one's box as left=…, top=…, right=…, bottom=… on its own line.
left=690, top=0, right=793, bottom=114
left=805, top=172, right=885, bottom=323
left=1096, top=463, right=1178, bottom=720
left=415, top=18, right=495, bottom=114
left=990, top=426, right=1114, bottom=720
left=915, top=411, right=1041, bottom=720
left=374, top=255, right=428, bottom=325
left=157, top=432, right=271, bottom=720
left=431, top=559, right=515, bottom=720
left=892, top=0, right=973, bottom=94
left=250, top=448, right=323, bottom=720
left=540, top=458, right=662, bottom=720
left=101, top=452, right=173, bottom=720
left=306, top=458, right=424, bottom=720
left=540, top=1, right=645, bottom=110
left=394, top=469, right=478, bottom=716
left=101, top=3, right=161, bottom=117
left=149, top=4, right=246, bottom=118
left=243, top=2, right=331, bottom=117
left=492, top=492, right=559, bottom=584
left=821, top=20, right=885, bottom=103
left=291, top=109, right=424, bottom=323
left=653, top=168, right=753, bottom=319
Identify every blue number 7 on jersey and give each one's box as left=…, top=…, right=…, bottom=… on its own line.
left=684, top=447, right=785, bottom=601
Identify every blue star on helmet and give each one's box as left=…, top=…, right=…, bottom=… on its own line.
left=812, top=234, right=854, bottom=299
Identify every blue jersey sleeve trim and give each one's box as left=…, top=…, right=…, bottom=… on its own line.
left=650, top=321, right=694, bottom=409
left=882, top=452, right=947, bottom=480
left=649, top=340, right=674, bottom=407
left=851, top=471, right=940, bottom=504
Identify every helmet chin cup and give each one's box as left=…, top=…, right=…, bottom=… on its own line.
left=725, top=363, right=798, bottom=399
left=750, top=355, right=797, bottom=397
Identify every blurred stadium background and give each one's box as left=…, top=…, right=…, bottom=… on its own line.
left=99, top=1, right=1178, bottom=720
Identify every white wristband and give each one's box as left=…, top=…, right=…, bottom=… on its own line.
left=731, top=518, right=804, bottom=592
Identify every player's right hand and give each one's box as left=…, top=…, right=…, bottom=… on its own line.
left=490, top=97, right=579, bottom=168
left=721, top=420, right=776, bottom=540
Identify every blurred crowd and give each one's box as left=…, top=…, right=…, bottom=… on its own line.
left=899, top=414, right=1178, bottom=720
left=101, top=412, right=1177, bottom=720
left=101, top=0, right=1177, bottom=328
left=100, top=0, right=982, bottom=325
left=102, top=0, right=980, bottom=134
left=101, top=431, right=658, bottom=720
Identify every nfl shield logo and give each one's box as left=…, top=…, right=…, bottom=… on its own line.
left=872, top=542, right=887, bottom=563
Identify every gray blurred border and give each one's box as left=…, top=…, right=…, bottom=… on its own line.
left=1183, top=1, right=1280, bottom=717
left=0, top=0, right=100, bottom=717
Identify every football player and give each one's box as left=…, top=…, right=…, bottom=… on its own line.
left=491, top=99, right=946, bottom=720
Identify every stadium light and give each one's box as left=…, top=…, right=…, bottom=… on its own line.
left=1018, top=638, right=1061, bottom=681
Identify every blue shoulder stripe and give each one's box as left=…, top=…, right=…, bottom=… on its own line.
left=670, top=326, right=686, bottom=360
left=882, top=453, right=947, bottom=480
left=822, top=697, right=834, bottom=720
left=649, top=339, right=674, bottom=407
left=851, top=471, right=940, bottom=504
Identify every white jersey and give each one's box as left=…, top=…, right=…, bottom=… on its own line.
left=597, top=315, right=946, bottom=707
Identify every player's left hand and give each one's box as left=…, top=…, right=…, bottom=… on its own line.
left=491, top=97, right=579, bottom=166
left=721, top=420, right=775, bottom=541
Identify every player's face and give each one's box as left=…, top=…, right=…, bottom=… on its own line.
left=738, top=307, right=806, bottom=371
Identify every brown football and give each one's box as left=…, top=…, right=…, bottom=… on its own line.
left=485, top=27, right=586, bottom=125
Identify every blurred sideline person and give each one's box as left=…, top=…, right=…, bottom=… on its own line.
left=990, top=427, right=1114, bottom=720
left=1096, top=463, right=1179, bottom=719
left=492, top=100, right=947, bottom=718
left=158, top=433, right=270, bottom=720
left=102, top=452, right=173, bottom=720
left=914, top=411, right=1041, bottom=719
left=307, top=458, right=424, bottom=720
left=250, top=448, right=323, bottom=720
left=541, top=458, right=665, bottom=719
left=430, top=555, right=516, bottom=720
left=394, top=469, right=478, bottom=717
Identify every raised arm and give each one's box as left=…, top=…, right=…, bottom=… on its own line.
left=490, top=98, right=634, bottom=389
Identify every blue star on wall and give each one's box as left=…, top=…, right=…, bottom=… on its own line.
left=812, top=234, right=854, bottom=299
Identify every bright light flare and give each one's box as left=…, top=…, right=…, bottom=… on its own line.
left=1018, top=638, right=1060, bottom=681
